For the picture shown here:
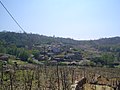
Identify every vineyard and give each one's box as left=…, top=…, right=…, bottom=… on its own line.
left=0, top=63, right=120, bottom=90
left=0, top=0, right=120, bottom=89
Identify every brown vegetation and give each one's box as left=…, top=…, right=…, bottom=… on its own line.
left=0, top=63, right=120, bottom=90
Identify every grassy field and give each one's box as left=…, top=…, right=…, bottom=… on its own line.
left=8, top=59, right=28, bottom=65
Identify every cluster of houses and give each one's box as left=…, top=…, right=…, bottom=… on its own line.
left=33, top=43, right=83, bottom=64
left=0, top=43, right=92, bottom=66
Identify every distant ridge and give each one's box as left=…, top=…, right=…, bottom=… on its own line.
left=0, top=31, right=120, bottom=48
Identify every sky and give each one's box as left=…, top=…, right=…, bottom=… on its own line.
left=0, top=0, right=120, bottom=40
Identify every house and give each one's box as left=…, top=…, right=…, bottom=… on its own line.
left=48, top=44, right=62, bottom=54
left=53, top=57, right=64, bottom=62
left=51, top=47, right=61, bottom=54
left=65, top=52, right=82, bottom=61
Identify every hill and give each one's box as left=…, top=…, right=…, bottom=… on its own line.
left=0, top=31, right=80, bottom=47
left=0, top=31, right=120, bottom=47
left=0, top=31, right=120, bottom=67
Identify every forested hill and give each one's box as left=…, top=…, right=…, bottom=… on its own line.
left=93, top=37, right=120, bottom=46
left=0, top=31, right=120, bottom=48
left=0, top=31, right=79, bottom=47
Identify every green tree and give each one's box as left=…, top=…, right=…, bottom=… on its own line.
left=101, top=53, right=115, bottom=65
left=0, top=41, right=6, bottom=53
left=19, top=48, right=29, bottom=61
left=32, top=50, right=40, bottom=59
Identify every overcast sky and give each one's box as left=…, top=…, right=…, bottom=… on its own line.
left=0, top=0, right=120, bottom=40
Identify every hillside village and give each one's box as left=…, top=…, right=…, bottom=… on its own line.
left=0, top=31, right=120, bottom=67
left=32, top=43, right=83, bottom=65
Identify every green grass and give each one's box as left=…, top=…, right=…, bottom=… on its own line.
left=115, top=65, right=120, bottom=68
left=8, top=59, right=28, bottom=65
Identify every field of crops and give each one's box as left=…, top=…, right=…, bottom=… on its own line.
left=0, top=64, right=120, bottom=90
